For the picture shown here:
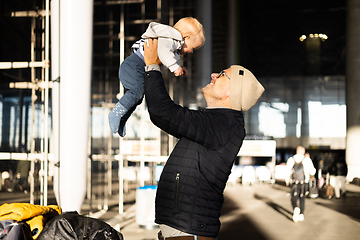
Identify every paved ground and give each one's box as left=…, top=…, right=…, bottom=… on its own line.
left=216, top=183, right=360, bottom=240
left=92, top=183, right=360, bottom=240
left=1, top=182, right=360, bottom=240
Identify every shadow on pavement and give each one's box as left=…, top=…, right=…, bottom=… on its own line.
left=218, top=192, right=270, bottom=240
left=254, top=194, right=293, bottom=221
left=315, top=190, right=360, bottom=222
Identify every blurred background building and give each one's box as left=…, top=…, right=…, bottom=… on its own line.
left=1, top=0, right=359, bottom=212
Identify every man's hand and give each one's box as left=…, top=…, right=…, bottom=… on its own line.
left=144, top=38, right=161, bottom=66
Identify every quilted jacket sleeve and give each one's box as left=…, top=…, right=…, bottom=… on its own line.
left=145, top=70, right=240, bottom=149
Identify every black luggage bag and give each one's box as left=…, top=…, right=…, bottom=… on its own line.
left=37, top=211, right=124, bottom=240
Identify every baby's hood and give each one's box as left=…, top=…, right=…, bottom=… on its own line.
left=141, top=22, right=183, bottom=41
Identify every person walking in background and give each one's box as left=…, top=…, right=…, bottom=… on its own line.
left=333, top=155, right=348, bottom=198
left=108, top=17, right=205, bottom=137
left=143, top=39, right=264, bottom=239
left=286, top=145, right=316, bottom=222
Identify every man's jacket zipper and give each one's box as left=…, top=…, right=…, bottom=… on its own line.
left=174, top=173, right=180, bottom=212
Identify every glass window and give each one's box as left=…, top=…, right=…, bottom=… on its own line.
left=251, top=76, right=345, bottom=140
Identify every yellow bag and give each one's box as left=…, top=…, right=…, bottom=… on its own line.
left=0, top=203, right=62, bottom=239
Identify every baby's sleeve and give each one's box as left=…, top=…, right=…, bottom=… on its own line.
left=157, top=38, right=181, bottom=72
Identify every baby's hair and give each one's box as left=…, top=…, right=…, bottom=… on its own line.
left=173, top=17, right=205, bottom=46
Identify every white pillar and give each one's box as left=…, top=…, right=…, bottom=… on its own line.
left=346, top=0, right=360, bottom=182
left=58, top=0, right=93, bottom=212
left=346, top=127, right=360, bottom=182
left=50, top=0, right=60, bottom=205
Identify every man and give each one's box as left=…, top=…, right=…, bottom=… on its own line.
left=286, top=145, right=316, bottom=223
left=143, top=39, right=264, bottom=239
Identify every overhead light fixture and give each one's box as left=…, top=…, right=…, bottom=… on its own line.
left=299, top=33, right=328, bottom=42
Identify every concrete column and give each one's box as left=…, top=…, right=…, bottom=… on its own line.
left=228, top=0, right=237, bottom=65
left=346, top=0, right=360, bottom=182
left=196, top=0, right=212, bottom=108
left=58, top=0, right=93, bottom=212
left=247, top=104, right=261, bottom=135
left=51, top=0, right=60, bottom=205
left=285, top=102, right=298, bottom=137
left=305, top=38, right=321, bottom=75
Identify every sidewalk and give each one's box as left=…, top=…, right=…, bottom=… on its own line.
left=95, top=183, right=360, bottom=240
left=1, top=182, right=359, bottom=239
left=217, top=183, right=360, bottom=240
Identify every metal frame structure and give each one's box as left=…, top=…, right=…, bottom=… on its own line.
left=0, top=0, right=200, bottom=215
left=90, top=0, right=165, bottom=214
left=0, top=0, right=51, bottom=206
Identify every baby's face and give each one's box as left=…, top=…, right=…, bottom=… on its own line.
left=180, top=36, right=203, bottom=55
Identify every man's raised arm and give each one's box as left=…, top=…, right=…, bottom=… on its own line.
left=144, top=38, right=161, bottom=71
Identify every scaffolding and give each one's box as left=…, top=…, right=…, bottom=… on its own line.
left=0, top=0, right=200, bottom=215
left=91, top=0, right=165, bottom=214
left=0, top=0, right=51, bottom=206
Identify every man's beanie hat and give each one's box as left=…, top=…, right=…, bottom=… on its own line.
left=229, top=65, right=265, bottom=111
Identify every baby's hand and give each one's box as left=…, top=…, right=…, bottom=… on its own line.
left=174, top=66, right=188, bottom=77
left=174, top=67, right=183, bottom=76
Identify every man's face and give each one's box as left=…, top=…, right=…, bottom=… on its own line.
left=201, top=68, right=231, bottom=102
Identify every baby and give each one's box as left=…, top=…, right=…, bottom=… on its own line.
left=109, top=17, right=205, bottom=137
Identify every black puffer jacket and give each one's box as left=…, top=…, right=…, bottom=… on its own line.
left=145, top=70, right=246, bottom=238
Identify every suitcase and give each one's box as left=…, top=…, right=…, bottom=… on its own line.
left=324, top=172, right=335, bottom=199
left=309, top=179, right=318, bottom=198
left=325, top=184, right=335, bottom=199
